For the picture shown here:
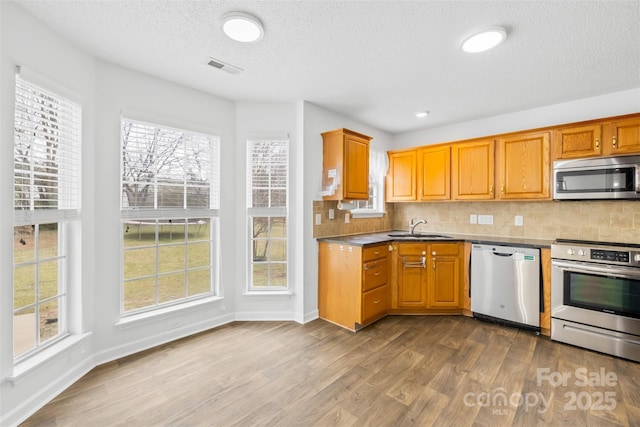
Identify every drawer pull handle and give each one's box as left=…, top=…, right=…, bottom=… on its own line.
left=374, top=251, right=380, bottom=255
left=373, top=300, right=381, bottom=304
left=402, top=256, right=426, bottom=269
left=374, top=272, right=381, bottom=276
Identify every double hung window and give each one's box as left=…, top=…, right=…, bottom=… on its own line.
left=351, top=149, right=387, bottom=218
left=120, top=118, right=220, bottom=314
left=247, top=138, right=289, bottom=290
left=13, top=72, right=81, bottom=360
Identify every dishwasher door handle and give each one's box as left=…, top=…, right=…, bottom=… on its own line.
left=491, top=252, right=513, bottom=257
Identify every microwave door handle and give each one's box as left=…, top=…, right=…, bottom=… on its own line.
left=636, top=165, right=640, bottom=193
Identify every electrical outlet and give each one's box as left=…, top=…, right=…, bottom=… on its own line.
left=470, top=214, right=477, bottom=224
left=345, top=213, right=350, bottom=223
left=315, top=213, right=322, bottom=225
left=478, top=214, right=493, bottom=225
left=328, top=208, right=335, bottom=220
left=515, top=215, right=524, bottom=226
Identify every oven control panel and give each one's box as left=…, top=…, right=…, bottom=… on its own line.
left=591, top=249, right=629, bottom=263
left=552, top=240, right=640, bottom=266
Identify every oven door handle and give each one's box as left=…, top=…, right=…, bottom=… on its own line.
left=552, top=260, right=640, bottom=279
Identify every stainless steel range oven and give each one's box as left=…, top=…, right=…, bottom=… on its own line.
left=551, top=239, right=640, bottom=362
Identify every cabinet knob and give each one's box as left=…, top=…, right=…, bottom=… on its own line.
left=432, top=251, right=437, bottom=256
left=422, top=251, right=426, bottom=255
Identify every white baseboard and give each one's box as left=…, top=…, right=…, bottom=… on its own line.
left=93, top=312, right=235, bottom=366
left=233, top=311, right=298, bottom=322
left=303, top=309, right=319, bottom=323
left=2, top=356, right=94, bottom=427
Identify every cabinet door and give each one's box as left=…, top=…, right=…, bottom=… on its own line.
left=497, top=131, right=550, bottom=199
left=395, top=244, right=428, bottom=308
left=418, top=145, right=451, bottom=200
left=428, top=244, right=461, bottom=308
left=554, top=124, right=602, bottom=159
left=451, top=139, right=495, bottom=200
left=386, top=150, right=417, bottom=201
left=607, top=117, right=640, bottom=155
left=318, top=243, right=361, bottom=329
left=344, top=135, right=370, bottom=199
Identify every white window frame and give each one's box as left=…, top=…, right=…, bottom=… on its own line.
left=351, top=149, right=387, bottom=218
left=246, top=136, right=289, bottom=291
left=120, top=117, right=221, bottom=316
left=13, top=69, right=81, bottom=362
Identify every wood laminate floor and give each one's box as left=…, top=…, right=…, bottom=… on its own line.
left=21, top=316, right=640, bottom=426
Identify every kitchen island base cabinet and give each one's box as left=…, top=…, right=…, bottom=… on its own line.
left=318, top=242, right=389, bottom=331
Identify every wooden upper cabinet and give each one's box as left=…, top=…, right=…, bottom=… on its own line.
left=418, top=145, right=451, bottom=200
left=451, top=139, right=495, bottom=200
left=554, top=116, right=640, bottom=159
left=497, top=131, right=550, bottom=200
left=554, top=124, right=603, bottom=159
left=321, top=128, right=371, bottom=201
left=607, top=117, right=640, bottom=155
left=386, top=150, right=417, bottom=201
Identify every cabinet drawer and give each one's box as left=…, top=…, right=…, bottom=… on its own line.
left=363, top=259, right=388, bottom=291
left=431, top=243, right=460, bottom=256
left=362, top=285, right=389, bottom=323
left=363, top=244, right=388, bottom=262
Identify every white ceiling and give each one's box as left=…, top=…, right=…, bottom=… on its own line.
left=14, top=0, right=640, bottom=134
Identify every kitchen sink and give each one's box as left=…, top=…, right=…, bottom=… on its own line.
left=387, top=233, right=452, bottom=239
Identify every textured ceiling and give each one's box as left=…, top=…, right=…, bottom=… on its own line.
left=14, top=0, right=640, bottom=134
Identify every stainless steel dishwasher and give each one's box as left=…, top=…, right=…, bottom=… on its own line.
left=471, top=243, right=541, bottom=330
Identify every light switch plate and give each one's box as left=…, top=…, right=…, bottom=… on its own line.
left=328, top=208, right=335, bottom=220
left=315, top=213, right=321, bottom=225
left=515, top=215, right=524, bottom=226
left=470, top=214, right=477, bottom=224
left=478, top=214, right=493, bottom=225
left=345, top=213, right=350, bottom=223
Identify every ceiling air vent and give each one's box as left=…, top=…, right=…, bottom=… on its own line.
left=207, top=58, right=243, bottom=75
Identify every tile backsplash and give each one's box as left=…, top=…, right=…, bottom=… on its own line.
left=313, top=199, right=640, bottom=244
left=392, top=201, right=640, bottom=243
left=313, top=200, right=393, bottom=238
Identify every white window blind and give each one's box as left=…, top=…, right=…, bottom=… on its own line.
left=247, top=139, right=288, bottom=213
left=14, top=75, right=81, bottom=224
left=121, top=119, right=220, bottom=218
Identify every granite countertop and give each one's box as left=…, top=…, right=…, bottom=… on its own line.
left=317, top=231, right=553, bottom=249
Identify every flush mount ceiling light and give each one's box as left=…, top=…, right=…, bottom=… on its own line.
left=415, top=111, right=430, bottom=118
left=461, top=27, right=507, bottom=53
left=221, top=12, right=264, bottom=43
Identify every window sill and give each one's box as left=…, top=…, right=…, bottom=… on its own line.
left=117, top=295, right=223, bottom=330
left=9, top=332, right=92, bottom=384
left=350, top=210, right=385, bottom=219
left=242, top=290, right=293, bottom=297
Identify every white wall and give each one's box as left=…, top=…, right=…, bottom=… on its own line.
left=91, top=61, right=237, bottom=363
left=392, top=88, right=640, bottom=149
left=0, top=2, right=96, bottom=424
left=301, top=102, right=393, bottom=319
left=233, top=102, right=302, bottom=320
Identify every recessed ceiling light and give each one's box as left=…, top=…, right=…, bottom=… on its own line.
left=415, top=111, right=429, bottom=118
left=461, top=27, right=507, bottom=53
left=221, top=12, right=264, bottom=43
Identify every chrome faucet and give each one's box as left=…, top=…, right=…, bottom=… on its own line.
left=409, top=218, right=427, bottom=234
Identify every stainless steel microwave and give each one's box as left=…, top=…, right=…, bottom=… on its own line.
left=553, top=155, right=640, bottom=200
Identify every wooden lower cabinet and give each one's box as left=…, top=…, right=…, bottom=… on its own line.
left=391, top=242, right=464, bottom=313
left=318, top=242, right=390, bottom=331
